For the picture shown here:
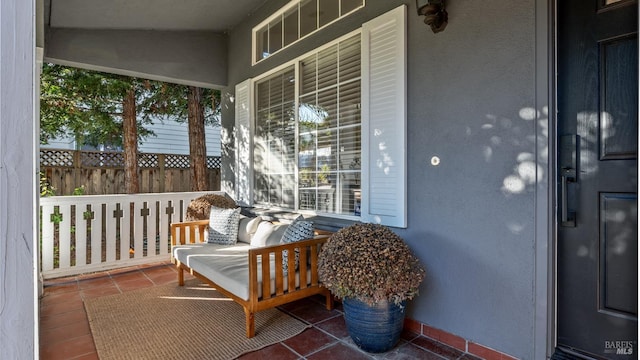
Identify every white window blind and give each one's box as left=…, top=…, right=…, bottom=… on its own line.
left=361, top=5, right=407, bottom=228
left=253, top=67, right=297, bottom=208
left=235, top=79, right=253, bottom=206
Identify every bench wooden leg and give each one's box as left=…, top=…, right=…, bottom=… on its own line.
left=244, top=309, right=255, bottom=338
left=178, top=266, right=184, bottom=286
left=325, top=290, right=334, bottom=310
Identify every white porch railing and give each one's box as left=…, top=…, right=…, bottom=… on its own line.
left=40, top=191, right=225, bottom=279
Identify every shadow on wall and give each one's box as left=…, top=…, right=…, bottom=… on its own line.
left=478, top=106, right=548, bottom=197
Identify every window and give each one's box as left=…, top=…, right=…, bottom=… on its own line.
left=253, top=34, right=360, bottom=215
left=252, top=0, right=365, bottom=64
left=254, top=67, right=297, bottom=208
left=298, top=35, right=361, bottom=215
left=238, top=6, right=407, bottom=226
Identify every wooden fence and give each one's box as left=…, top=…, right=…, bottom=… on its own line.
left=40, top=149, right=221, bottom=195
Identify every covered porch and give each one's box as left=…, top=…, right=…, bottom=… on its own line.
left=40, top=262, right=484, bottom=360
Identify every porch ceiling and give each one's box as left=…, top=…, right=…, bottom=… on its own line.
left=42, top=0, right=268, bottom=88
left=45, top=0, right=267, bottom=32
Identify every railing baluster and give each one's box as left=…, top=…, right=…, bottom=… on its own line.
left=149, top=200, right=158, bottom=256
left=58, top=203, right=71, bottom=269
left=90, top=203, right=102, bottom=265
left=75, top=202, right=87, bottom=267
left=121, top=201, right=132, bottom=261
left=41, top=204, right=55, bottom=272
left=133, top=202, right=144, bottom=259
left=105, top=201, right=117, bottom=263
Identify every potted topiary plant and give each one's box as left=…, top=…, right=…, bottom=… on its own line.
left=318, top=223, right=425, bottom=353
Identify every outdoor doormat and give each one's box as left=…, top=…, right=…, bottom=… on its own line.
left=84, top=280, right=310, bottom=360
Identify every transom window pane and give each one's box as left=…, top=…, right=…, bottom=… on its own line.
left=319, top=0, right=340, bottom=27
left=284, top=7, right=299, bottom=46
left=253, top=0, right=364, bottom=63
left=299, top=0, right=318, bottom=38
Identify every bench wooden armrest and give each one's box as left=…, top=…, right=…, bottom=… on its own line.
left=170, top=219, right=209, bottom=246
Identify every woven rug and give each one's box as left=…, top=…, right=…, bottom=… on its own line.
left=84, top=280, right=310, bottom=360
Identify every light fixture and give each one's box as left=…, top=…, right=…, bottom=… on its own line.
left=416, top=0, right=448, bottom=33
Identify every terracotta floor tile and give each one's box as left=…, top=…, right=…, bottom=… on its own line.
left=44, top=276, right=78, bottom=285
left=40, top=334, right=96, bottom=360
left=78, top=276, right=115, bottom=290
left=40, top=290, right=83, bottom=307
left=379, top=342, right=445, bottom=360
left=40, top=308, right=87, bottom=331
left=400, top=329, right=421, bottom=342
left=141, top=264, right=175, bottom=277
left=115, top=277, right=155, bottom=292
left=237, top=343, right=300, bottom=360
left=71, top=352, right=100, bottom=360
left=38, top=263, right=482, bottom=360
left=287, top=302, right=342, bottom=324
left=283, top=327, right=338, bottom=356
left=411, top=336, right=464, bottom=360
left=80, top=284, right=121, bottom=299
left=148, top=273, right=178, bottom=285
left=315, top=315, right=350, bottom=340
left=109, top=269, right=146, bottom=282
left=43, top=282, right=79, bottom=295
left=40, top=297, right=85, bottom=317
left=40, top=320, right=91, bottom=345
left=307, top=342, right=373, bottom=360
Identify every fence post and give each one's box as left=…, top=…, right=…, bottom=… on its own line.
left=158, top=154, right=166, bottom=193
left=74, top=150, right=81, bottom=194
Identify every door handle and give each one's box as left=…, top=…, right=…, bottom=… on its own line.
left=559, top=135, right=578, bottom=228
left=560, top=171, right=576, bottom=227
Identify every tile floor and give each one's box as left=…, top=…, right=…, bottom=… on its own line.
left=39, top=262, right=482, bottom=360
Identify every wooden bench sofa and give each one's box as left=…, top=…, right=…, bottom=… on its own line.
left=170, top=218, right=334, bottom=338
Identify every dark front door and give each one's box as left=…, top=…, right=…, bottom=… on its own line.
left=557, top=0, right=638, bottom=359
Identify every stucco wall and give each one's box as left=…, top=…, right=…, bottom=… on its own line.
left=221, top=1, right=539, bottom=358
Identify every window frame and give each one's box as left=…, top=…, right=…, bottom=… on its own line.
left=251, top=0, right=365, bottom=65
left=241, top=5, right=408, bottom=227
left=252, top=30, right=363, bottom=220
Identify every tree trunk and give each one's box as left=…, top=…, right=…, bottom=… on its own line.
left=123, top=87, right=139, bottom=194
left=188, top=86, right=208, bottom=191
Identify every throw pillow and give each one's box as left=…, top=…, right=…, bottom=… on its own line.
left=207, top=206, right=241, bottom=245
left=237, top=216, right=263, bottom=244
left=280, top=216, right=314, bottom=272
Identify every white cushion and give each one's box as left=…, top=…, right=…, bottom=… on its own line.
left=250, top=221, right=288, bottom=247
left=207, top=207, right=241, bottom=245
left=172, top=243, right=310, bottom=300
left=237, top=216, right=262, bottom=244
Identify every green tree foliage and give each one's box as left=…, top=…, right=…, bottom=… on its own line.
left=39, top=63, right=220, bottom=192
left=139, top=82, right=220, bottom=126
left=40, top=63, right=154, bottom=148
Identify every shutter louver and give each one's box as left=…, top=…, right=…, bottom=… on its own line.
left=235, top=79, right=253, bottom=206
left=361, top=6, right=407, bottom=228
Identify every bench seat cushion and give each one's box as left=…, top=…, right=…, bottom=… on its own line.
left=172, top=243, right=306, bottom=301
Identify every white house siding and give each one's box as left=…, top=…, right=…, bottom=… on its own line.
left=41, top=119, right=222, bottom=156
left=138, top=120, right=222, bottom=156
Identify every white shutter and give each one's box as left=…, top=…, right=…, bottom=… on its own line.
left=361, top=5, right=407, bottom=228
left=234, top=79, right=253, bottom=206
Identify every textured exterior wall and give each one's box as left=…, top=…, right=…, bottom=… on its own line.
left=221, top=1, right=541, bottom=358
left=0, top=0, right=38, bottom=357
